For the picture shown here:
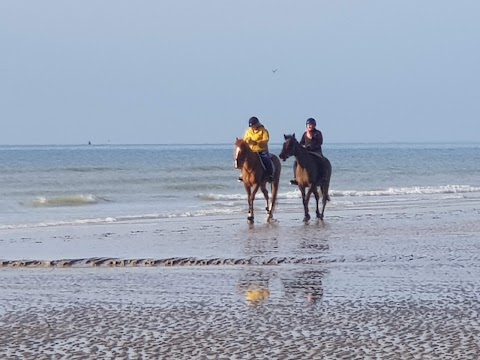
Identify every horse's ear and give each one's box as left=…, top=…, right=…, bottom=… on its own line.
left=236, top=137, right=239, bottom=141
left=284, top=134, right=287, bottom=140
left=292, top=133, right=296, bottom=139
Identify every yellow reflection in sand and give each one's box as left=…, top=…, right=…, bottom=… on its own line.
left=245, top=288, right=270, bottom=303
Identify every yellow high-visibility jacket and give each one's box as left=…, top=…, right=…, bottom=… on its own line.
left=243, top=126, right=270, bottom=152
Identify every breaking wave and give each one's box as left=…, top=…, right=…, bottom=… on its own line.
left=31, top=194, right=110, bottom=207
left=0, top=208, right=242, bottom=230
left=331, top=185, right=480, bottom=197
left=199, top=185, right=480, bottom=202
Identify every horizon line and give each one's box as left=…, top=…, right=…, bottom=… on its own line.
left=1, top=140, right=480, bottom=147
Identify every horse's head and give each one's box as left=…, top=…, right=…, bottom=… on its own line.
left=279, top=134, right=297, bottom=161
left=234, top=138, right=249, bottom=169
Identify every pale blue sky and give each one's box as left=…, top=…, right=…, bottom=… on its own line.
left=1, top=1, right=479, bottom=145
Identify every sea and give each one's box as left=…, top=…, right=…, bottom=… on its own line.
left=1, top=142, right=479, bottom=230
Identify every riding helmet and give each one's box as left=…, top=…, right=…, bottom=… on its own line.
left=306, top=118, right=316, bottom=126
left=249, top=117, right=260, bottom=127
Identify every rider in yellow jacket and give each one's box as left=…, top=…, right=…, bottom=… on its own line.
left=243, top=118, right=270, bottom=152
left=241, top=117, right=273, bottom=181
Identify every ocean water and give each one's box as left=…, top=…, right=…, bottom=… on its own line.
left=0, top=142, right=479, bottom=230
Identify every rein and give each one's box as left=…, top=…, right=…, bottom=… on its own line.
left=291, top=138, right=308, bottom=164
left=281, top=135, right=312, bottom=171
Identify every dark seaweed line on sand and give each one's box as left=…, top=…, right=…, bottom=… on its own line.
left=0, top=256, right=329, bottom=268
left=0, top=254, right=426, bottom=268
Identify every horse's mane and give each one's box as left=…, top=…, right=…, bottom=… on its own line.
left=285, top=134, right=300, bottom=144
left=281, top=133, right=316, bottom=162
left=235, top=138, right=251, bottom=151
left=284, top=134, right=303, bottom=152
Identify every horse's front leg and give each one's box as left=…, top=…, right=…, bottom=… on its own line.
left=260, top=184, right=271, bottom=221
left=244, top=186, right=254, bottom=223
left=313, top=186, right=322, bottom=219
left=247, top=185, right=260, bottom=224
left=299, top=186, right=310, bottom=223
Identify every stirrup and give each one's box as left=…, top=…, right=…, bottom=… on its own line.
left=289, top=179, right=298, bottom=185
left=238, top=177, right=243, bottom=182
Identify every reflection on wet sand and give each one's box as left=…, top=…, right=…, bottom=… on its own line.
left=236, top=267, right=326, bottom=307
left=245, top=288, right=270, bottom=303
left=281, top=269, right=326, bottom=305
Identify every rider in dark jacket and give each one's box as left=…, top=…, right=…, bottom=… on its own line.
left=300, top=118, right=323, bottom=155
left=290, top=118, right=323, bottom=185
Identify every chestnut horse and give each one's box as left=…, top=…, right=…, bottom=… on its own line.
left=234, top=138, right=281, bottom=223
left=279, top=134, right=332, bottom=222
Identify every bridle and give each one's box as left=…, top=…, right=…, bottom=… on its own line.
left=234, top=144, right=244, bottom=169
left=280, top=136, right=297, bottom=160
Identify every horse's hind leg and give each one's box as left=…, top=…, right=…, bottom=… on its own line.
left=260, top=186, right=270, bottom=213
left=319, top=185, right=330, bottom=220
left=302, top=187, right=312, bottom=223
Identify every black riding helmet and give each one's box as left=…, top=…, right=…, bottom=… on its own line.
left=249, top=116, right=260, bottom=127
left=306, top=118, right=316, bottom=126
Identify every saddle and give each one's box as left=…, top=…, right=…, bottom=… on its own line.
left=308, top=151, right=328, bottom=186
left=308, top=150, right=323, bottom=159
left=257, top=152, right=275, bottom=179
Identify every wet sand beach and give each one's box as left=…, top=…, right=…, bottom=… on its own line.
left=1, top=199, right=480, bottom=359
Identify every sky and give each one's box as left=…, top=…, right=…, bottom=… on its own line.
left=1, top=1, right=479, bottom=145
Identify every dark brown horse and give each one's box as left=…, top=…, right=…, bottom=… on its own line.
left=234, top=138, right=281, bottom=223
left=279, top=134, right=332, bottom=222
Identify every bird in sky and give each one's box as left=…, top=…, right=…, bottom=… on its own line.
left=272, top=69, right=278, bottom=73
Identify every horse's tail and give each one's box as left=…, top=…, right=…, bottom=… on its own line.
left=270, top=155, right=282, bottom=212
left=271, top=182, right=279, bottom=210
left=316, top=156, right=332, bottom=203
left=324, top=157, right=332, bottom=202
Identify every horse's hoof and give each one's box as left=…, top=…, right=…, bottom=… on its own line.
left=303, top=215, right=310, bottom=223
left=247, top=216, right=254, bottom=223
